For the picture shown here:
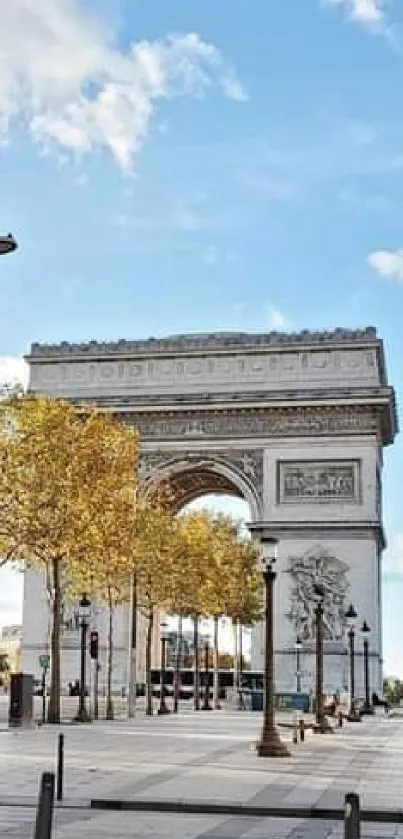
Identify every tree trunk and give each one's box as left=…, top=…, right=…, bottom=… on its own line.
left=106, top=591, right=114, bottom=720
left=145, top=607, right=154, bottom=716
left=213, top=616, right=220, bottom=710
left=47, top=558, right=61, bottom=724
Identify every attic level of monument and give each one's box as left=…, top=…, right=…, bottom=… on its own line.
left=25, top=327, right=397, bottom=446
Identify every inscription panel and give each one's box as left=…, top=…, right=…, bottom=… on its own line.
left=277, top=460, right=361, bottom=504
left=29, top=347, right=379, bottom=394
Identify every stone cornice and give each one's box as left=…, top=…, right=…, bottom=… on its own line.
left=249, top=521, right=386, bottom=549
left=27, top=327, right=379, bottom=360
left=67, top=384, right=393, bottom=408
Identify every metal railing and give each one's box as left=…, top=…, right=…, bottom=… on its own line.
left=90, top=794, right=403, bottom=838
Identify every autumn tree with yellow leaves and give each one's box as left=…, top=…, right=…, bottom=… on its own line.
left=0, top=395, right=139, bottom=723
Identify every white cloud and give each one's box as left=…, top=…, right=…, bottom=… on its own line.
left=0, top=1, right=246, bottom=171
left=326, top=0, right=384, bottom=25
left=0, top=357, right=29, bottom=389
left=368, top=249, right=403, bottom=282
left=267, top=306, right=287, bottom=329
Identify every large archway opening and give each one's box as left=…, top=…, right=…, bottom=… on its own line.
left=163, top=482, right=253, bottom=678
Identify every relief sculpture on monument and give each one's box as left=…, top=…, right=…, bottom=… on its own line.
left=279, top=460, right=360, bottom=503
left=286, top=545, right=349, bottom=642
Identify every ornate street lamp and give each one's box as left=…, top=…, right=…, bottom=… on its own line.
left=345, top=604, right=360, bottom=722
left=294, top=636, right=302, bottom=694
left=361, top=620, right=373, bottom=715
left=75, top=594, right=91, bottom=723
left=313, top=583, right=332, bottom=733
left=158, top=622, right=170, bottom=715
left=256, top=536, right=290, bottom=757
left=0, top=233, right=17, bottom=256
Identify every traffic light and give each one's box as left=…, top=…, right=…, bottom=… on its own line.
left=90, top=631, right=99, bottom=660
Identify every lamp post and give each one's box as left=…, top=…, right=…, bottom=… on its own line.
left=345, top=604, right=360, bottom=721
left=173, top=614, right=183, bottom=714
left=294, top=636, right=302, bottom=694
left=361, top=620, right=373, bottom=714
left=202, top=628, right=212, bottom=711
left=158, top=622, right=170, bottom=715
left=0, top=233, right=17, bottom=255
left=193, top=613, right=200, bottom=712
left=313, top=583, right=331, bottom=733
left=256, top=536, right=290, bottom=757
left=75, top=594, right=91, bottom=723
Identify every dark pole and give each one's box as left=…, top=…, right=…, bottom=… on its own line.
left=202, top=641, right=212, bottom=711
left=77, top=618, right=88, bottom=722
left=256, top=564, right=290, bottom=757
left=193, top=614, right=200, bottom=711
left=128, top=572, right=137, bottom=718
left=173, top=615, right=182, bottom=714
left=158, top=634, right=169, bottom=715
left=314, top=585, right=332, bottom=734
left=361, top=621, right=372, bottom=714
left=94, top=663, right=99, bottom=720
left=295, top=640, right=301, bottom=694
left=239, top=624, right=243, bottom=689
left=75, top=594, right=91, bottom=723
left=364, top=637, right=370, bottom=709
left=348, top=627, right=356, bottom=720
left=315, top=601, right=324, bottom=729
left=41, top=668, right=46, bottom=725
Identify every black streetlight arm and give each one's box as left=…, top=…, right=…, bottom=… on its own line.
left=0, top=233, right=18, bottom=256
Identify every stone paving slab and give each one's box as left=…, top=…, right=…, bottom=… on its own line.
left=0, top=711, right=401, bottom=837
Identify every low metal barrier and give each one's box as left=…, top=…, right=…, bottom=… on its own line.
left=90, top=794, right=403, bottom=838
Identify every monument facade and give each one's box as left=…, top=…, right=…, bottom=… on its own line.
left=22, top=328, right=397, bottom=696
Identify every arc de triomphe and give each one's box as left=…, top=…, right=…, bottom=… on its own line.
left=22, top=327, right=396, bottom=696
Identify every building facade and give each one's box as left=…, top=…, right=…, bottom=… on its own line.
left=22, top=328, right=397, bottom=696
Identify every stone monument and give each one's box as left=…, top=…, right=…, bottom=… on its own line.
left=22, top=328, right=397, bottom=696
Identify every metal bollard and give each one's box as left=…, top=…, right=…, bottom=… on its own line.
left=344, top=792, right=361, bottom=839
left=56, top=733, right=64, bottom=802
left=34, top=772, right=55, bottom=839
left=299, top=718, right=305, bottom=742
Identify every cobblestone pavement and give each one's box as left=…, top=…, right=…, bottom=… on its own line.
left=0, top=708, right=402, bottom=838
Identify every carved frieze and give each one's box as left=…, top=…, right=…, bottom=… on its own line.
left=278, top=460, right=361, bottom=504
left=126, top=406, right=379, bottom=440
left=287, top=545, right=350, bottom=642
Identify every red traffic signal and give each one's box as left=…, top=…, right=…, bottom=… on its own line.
left=90, top=631, right=99, bottom=660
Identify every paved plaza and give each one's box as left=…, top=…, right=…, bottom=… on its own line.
left=0, top=705, right=402, bottom=837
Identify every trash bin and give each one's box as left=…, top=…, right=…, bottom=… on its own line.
left=251, top=690, right=263, bottom=711
left=9, top=673, right=34, bottom=727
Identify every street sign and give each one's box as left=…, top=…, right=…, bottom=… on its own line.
left=39, top=654, right=50, bottom=670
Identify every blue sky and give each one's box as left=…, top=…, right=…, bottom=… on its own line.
left=1, top=0, right=403, bottom=676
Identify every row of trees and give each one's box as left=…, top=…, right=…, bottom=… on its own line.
left=0, top=393, right=262, bottom=722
